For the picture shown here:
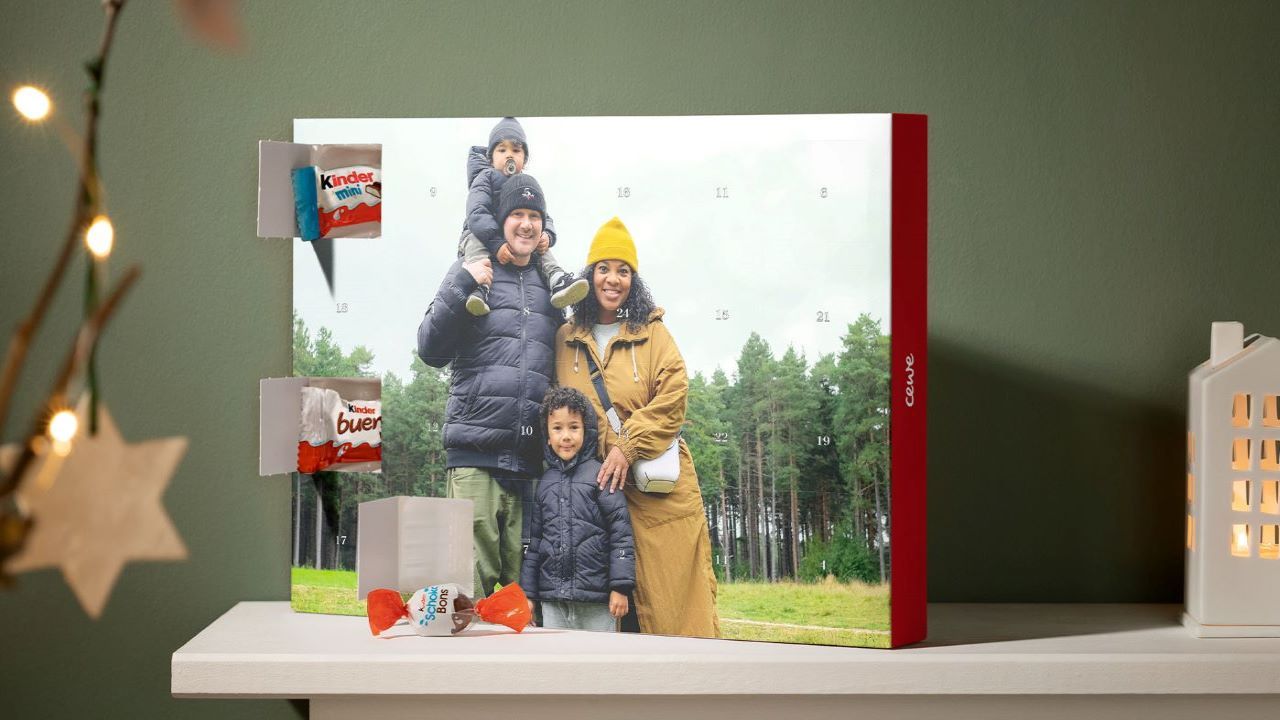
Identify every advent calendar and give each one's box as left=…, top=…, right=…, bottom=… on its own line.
left=286, top=114, right=926, bottom=648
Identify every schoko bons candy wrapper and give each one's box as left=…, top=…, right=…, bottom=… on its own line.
left=291, top=145, right=381, bottom=241
left=367, top=583, right=531, bottom=637
left=297, top=386, right=381, bottom=473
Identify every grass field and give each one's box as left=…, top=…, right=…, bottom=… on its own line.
left=292, top=567, right=889, bottom=647
left=717, top=578, right=890, bottom=648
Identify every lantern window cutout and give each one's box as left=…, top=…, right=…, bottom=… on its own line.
left=1233, top=438, right=1252, bottom=471
left=1263, top=481, right=1280, bottom=515
left=1187, top=515, right=1195, bottom=550
left=1262, top=526, right=1280, bottom=560
left=1233, top=480, right=1252, bottom=512
left=1233, top=393, right=1252, bottom=428
left=1187, top=473, right=1195, bottom=504
left=1264, top=395, right=1280, bottom=428
left=1232, top=524, right=1251, bottom=557
left=1188, top=431, right=1196, bottom=467
left=1264, top=440, right=1280, bottom=471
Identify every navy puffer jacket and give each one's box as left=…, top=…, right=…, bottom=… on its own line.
left=520, top=402, right=636, bottom=603
left=416, top=259, right=561, bottom=477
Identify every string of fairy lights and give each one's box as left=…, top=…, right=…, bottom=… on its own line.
left=10, top=84, right=115, bottom=457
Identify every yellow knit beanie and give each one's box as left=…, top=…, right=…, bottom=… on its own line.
left=586, top=217, right=639, bottom=272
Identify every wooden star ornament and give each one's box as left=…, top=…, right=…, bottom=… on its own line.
left=0, top=400, right=188, bottom=618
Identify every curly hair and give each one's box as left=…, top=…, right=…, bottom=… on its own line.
left=541, top=385, right=593, bottom=433
left=568, top=263, right=657, bottom=333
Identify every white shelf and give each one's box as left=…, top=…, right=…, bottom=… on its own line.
left=172, top=601, right=1280, bottom=700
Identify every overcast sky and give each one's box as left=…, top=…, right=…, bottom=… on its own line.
left=292, top=114, right=891, bottom=381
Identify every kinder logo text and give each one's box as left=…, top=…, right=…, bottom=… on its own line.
left=321, top=169, right=376, bottom=201
left=416, top=585, right=451, bottom=625
left=337, top=403, right=381, bottom=435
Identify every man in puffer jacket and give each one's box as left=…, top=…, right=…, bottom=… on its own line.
left=417, top=174, right=562, bottom=598
left=521, top=387, right=635, bottom=631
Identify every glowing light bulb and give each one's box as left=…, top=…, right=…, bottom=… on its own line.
left=48, top=410, right=78, bottom=444
left=85, top=215, right=114, bottom=258
left=12, top=85, right=51, bottom=121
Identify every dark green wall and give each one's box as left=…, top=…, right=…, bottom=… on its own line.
left=1, top=1, right=1277, bottom=717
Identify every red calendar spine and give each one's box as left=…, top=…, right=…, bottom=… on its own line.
left=890, top=113, right=928, bottom=648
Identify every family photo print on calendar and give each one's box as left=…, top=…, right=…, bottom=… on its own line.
left=289, top=114, right=927, bottom=648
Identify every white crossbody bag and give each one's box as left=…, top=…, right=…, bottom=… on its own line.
left=584, top=351, right=680, bottom=494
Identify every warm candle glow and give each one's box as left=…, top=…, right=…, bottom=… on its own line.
left=1232, top=480, right=1251, bottom=512
left=1263, top=481, right=1279, bottom=515
left=1233, top=393, right=1251, bottom=427
left=1260, top=526, right=1279, bottom=560
left=85, top=215, right=114, bottom=258
left=1232, top=524, right=1250, bottom=557
left=12, top=85, right=51, bottom=121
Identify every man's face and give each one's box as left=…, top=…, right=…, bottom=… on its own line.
left=491, top=140, right=526, bottom=176
left=503, top=208, right=543, bottom=258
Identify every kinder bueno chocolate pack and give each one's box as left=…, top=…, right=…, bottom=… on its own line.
left=257, top=141, right=382, bottom=241
left=258, top=376, right=381, bottom=476
left=298, top=385, right=381, bottom=473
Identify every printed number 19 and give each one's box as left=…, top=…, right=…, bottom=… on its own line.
left=817, top=435, right=831, bottom=446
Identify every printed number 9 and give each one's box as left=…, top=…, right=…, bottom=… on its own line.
left=430, top=187, right=437, bottom=197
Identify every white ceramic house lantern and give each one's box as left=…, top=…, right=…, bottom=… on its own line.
left=1185, top=322, right=1280, bottom=636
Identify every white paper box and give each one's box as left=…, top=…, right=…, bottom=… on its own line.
left=356, top=496, right=474, bottom=600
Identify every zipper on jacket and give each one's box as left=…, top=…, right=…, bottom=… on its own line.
left=518, top=269, right=527, bottom=472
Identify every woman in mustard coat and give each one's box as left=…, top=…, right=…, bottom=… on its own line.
left=553, top=217, right=719, bottom=638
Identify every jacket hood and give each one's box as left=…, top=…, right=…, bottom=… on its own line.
left=466, top=145, right=490, bottom=186
left=542, top=396, right=601, bottom=472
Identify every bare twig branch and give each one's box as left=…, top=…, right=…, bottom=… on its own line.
left=0, top=0, right=127, bottom=439
left=0, top=266, right=142, bottom=500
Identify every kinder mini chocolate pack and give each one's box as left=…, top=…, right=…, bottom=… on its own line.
left=257, top=141, right=382, bottom=241
left=293, top=155, right=382, bottom=241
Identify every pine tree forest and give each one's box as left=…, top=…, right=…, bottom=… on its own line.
left=291, top=312, right=891, bottom=585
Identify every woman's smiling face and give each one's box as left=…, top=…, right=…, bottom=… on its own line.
left=593, top=259, right=633, bottom=323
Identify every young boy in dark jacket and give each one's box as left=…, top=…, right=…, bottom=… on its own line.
left=521, top=387, right=635, bottom=631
